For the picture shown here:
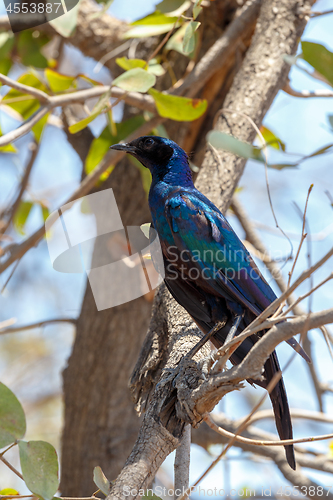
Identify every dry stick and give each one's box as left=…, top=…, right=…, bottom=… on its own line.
left=283, top=273, right=333, bottom=317
left=0, top=81, right=157, bottom=147
left=174, top=425, right=191, bottom=500
left=0, top=317, right=77, bottom=335
left=204, top=414, right=333, bottom=447
left=0, top=114, right=164, bottom=275
left=0, top=456, right=24, bottom=480
left=287, top=185, right=313, bottom=288
left=243, top=408, right=333, bottom=426
left=0, top=141, right=40, bottom=235
left=178, top=372, right=284, bottom=500
left=284, top=81, right=333, bottom=98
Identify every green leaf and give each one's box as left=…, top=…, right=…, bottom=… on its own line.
left=85, top=115, right=145, bottom=175
left=165, top=23, right=193, bottom=56
left=207, top=130, right=264, bottom=161
left=93, top=466, right=111, bottom=495
left=147, top=62, right=165, bottom=76
left=0, top=32, right=14, bottom=60
left=0, top=125, right=17, bottom=154
left=49, top=2, right=80, bottom=37
left=19, top=440, right=59, bottom=500
left=268, top=163, right=298, bottom=170
left=0, top=489, right=19, bottom=495
left=32, top=112, right=49, bottom=142
left=13, top=201, right=34, bottom=235
left=306, top=143, right=333, bottom=158
left=260, top=126, right=285, bottom=151
left=149, top=89, right=207, bottom=121
left=45, top=69, right=77, bottom=92
left=3, top=73, right=48, bottom=120
left=156, top=0, right=189, bottom=14
left=193, top=4, right=202, bottom=19
left=301, top=41, right=333, bottom=87
left=131, top=12, right=179, bottom=25
left=0, top=382, right=26, bottom=449
left=140, top=223, right=151, bottom=239
left=69, top=91, right=110, bottom=134
left=0, top=58, right=12, bottom=76
left=113, top=68, right=156, bottom=93
left=182, top=21, right=200, bottom=55
left=124, top=23, right=177, bottom=39
left=116, top=57, right=147, bottom=71
left=17, top=31, right=49, bottom=69
left=40, top=205, right=50, bottom=222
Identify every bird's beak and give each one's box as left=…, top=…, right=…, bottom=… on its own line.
left=109, top=142, right=136, bottom=154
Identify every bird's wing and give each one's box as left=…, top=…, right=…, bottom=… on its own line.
left=164, top=191, right=277, bottom=316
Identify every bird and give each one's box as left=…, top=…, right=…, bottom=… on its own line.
left=110, top=135, right=308, bottom=470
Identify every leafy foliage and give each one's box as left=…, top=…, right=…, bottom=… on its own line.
left=149, top=89, right=207, bottom=120
left=0, top=382, right=26, bottom=448
left=301, top=41, right=333, bottom=87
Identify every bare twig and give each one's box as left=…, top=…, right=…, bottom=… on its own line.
left=174, top=425, right=191, bottom=500
left=284, top=81, right=333, bottom=98
left=0, top=318, right=77, bottom=335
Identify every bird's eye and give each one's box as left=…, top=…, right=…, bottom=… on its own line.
left=144, top=138, right=155, bottom=148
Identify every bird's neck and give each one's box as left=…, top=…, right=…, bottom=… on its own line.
left=151, top=156, right=194, bottom=189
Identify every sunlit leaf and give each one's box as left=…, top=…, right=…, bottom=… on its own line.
left=0, top=58, right=12, bottom=75
left=93, top=466, right=111, bottom=495
left=49, top=2, right=80, bottom=37
left=32, top=112, right=49, bottom=142
left=182, top=21, right=200, bottom=55
left=156, top=0, right=189, bottom=14
left=19, top=440, right=59, bottom=500
left=260, top=126, right=285, bottom=151
left=131, top=12, right=179, bottom=25
left=124, top=23, right=178, bottom=39
left=116, top=57, right=147, bottom=71
left=17, top=31, right=49, bottom=69
left=0, top=32, right=14, bottom=60
left=13, top=201, right=34, bottom=235
left=0, top=489, right=19, bottom=495
left=193, top=4, right=202, bottom=19
left=113, top=68, right=156, bottom=93
left=149, top=89, right=207, bottom=121
left=207, top=130, right=264, bottom=161
left=0, top=382, right=26, bottom=449
left=45, top=69, right=77, bottom=92
left=85, top=115, right=145, bottom=175
left=301, top=41, right=333, bottom=87
left=165, top=23, right=193, bottom=56
left=3, top=73, right=48, bottom=120
left=40, top=205, right=50, bottom=222
left=69, top=92, right=110, bottom=134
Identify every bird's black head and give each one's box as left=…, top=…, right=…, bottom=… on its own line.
left=110, top=136, right=192, bottom=184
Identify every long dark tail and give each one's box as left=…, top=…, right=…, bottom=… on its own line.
left=259, top=352, right=296, bottom=470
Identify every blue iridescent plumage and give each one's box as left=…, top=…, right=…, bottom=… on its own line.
left=110, top=135, right=308, bottom=470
